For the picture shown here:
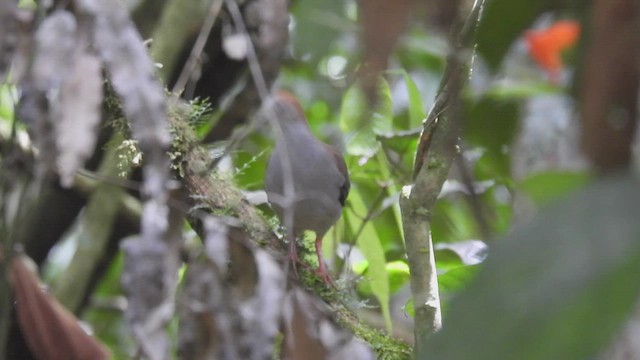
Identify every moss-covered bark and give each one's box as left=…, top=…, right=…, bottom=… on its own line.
left=165, top=100, right=412, bottom=359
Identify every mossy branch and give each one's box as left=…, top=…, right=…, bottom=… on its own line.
left=161, top=101, right=413, bottom=359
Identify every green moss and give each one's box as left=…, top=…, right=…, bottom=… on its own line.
left=294, top=254, right=413, bottom=359
left=349, top=322, right=412, bottom=360
left=427, top=156, right=444, bottom=170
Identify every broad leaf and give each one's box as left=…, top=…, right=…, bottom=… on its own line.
left=348, top=182, right=391, bottom=332
left=424, top=175, right=640, bottom=360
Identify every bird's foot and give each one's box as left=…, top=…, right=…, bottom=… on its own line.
left=314, top=236, right=335, bottom=286
left=289, top=247, right=300, bottom=264
left=289, top=240, right=311, bottom=275
left=315, top=262, right=334, bottom=286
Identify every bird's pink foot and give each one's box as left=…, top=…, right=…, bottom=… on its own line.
left=288, top=236, right=311, bottom=274
left=315, top=262, right=333, bottom=285
left=289, top=239, right=300, bottom=263
left=315, top=236, right=334, bottom=285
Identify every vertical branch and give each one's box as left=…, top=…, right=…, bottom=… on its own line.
left=399, top=0, right=485, bottom=355
left=51, top=133, right=128, bottom=313
left=579, top=0, right=639, bottom=171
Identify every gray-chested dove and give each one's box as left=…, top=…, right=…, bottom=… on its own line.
left=264, top=91, right=350, bottom=283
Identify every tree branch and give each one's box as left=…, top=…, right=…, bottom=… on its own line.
left=579, top=0, right=639, bottom=171
left=51, top=132, right=132, bottom=313
left=166, top=102, right=412, bottom=358
left=400, top=0, right=485, bottom=355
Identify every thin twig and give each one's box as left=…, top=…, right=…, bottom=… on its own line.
left=76, top=168, right=142, bottom=192
left=221, top=0, right=297, bottom=284
left=171, top=0, right=224, bottom=97
left=208, top=0, right=275, bottom=172
left=338, top=186, right=388, bottom=276
left=455, top=154, right=491, bottom=241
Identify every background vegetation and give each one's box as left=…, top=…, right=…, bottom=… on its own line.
left=1, top=0, right=639, bottom=359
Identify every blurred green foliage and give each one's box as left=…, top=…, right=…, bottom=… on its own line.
left=0, top=85, right=16, bottom=134
left=424, top=176, right=640, bottom=360
left=231, top=0, right=584, bottom=335
left=22, top=0, right=637, bottom=358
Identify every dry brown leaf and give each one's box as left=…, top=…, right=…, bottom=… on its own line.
left=8, top=255, right=110, bottom=360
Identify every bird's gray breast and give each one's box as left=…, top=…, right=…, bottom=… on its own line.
left=265, top=138, right=344, bottom=236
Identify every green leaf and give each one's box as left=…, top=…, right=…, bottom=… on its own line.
left=433, top=248, right=465, bottom=273
left=438, top=264, right=480, bottom=301
left=378, top=131, right=418, bottom=180
left=404, top=297, right=414, bottom=318
left=438, top=264, right=481, bottom=316
left=291, top=0, right=348, bottom=64
left=464, top=97, right=519, bottom=179
left=397, top=29, right=447, bottom=73
left=374, top=78, right=393, bottom=132
left=0, top=84, right=16, bottom=121
left=340, top=85, right=381, bottom=157
left=339, top=83, right=368, bottom=131
left=233, top=133, right=271, bottom=190
left=371, top=151, right=405, bottom=258
left=519, top=171, right=591, bottom=206
left=480, top=185, right=514, bottom=235
left=403, top=76, right=426, bottom=128
left=348, top=183, right=391, bottom=332
left=388, top=69, right=426, bottom=129
left=307, top=100, right=331, bottom=127
left=339, top=85, right=367, bottom=129
left=431, top=199, right=481, bottom=244
left=386, top=261, right=410, bottom=293
left=485, top=82, right=560, bottom=100
left=352, top=259, right=369, bottom=276
left=346, top=131, right=380, bottom=158
left=424, top=175, right=640, bottom=360
left=355, top=260, right=410, bottom=295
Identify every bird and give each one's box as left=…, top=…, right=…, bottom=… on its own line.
left=264, top=91, right=350, bottom=284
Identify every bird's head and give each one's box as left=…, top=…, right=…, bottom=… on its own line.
left=261, top=90, right=309, bottom=129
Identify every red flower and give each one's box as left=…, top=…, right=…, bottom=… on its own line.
left=525, top=20, right=580, bottom=81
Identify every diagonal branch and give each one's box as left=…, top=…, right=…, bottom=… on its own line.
left=167, top=100, right=412, bottom=358
left=400, top=0, right=486, bottom=355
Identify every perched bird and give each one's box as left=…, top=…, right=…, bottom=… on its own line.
left=264, top=91, right=350, bottom=284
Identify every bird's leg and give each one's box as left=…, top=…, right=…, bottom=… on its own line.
left=314, top=236, right=332, bottom=284
left=289, top=232, right=300, bottom=263
left=288, top=233, right=300, bottom=275
left=288, top=233, right=311, bottom=274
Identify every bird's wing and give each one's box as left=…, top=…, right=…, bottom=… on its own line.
left=322, top=143, right=350, bottom=207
